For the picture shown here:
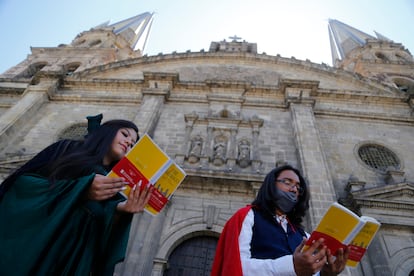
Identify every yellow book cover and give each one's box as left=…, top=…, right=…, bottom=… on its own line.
left=346, top=216, right=381, bottom=267
left=107, top=134, right=187, bottom=215
left=145, top=162, right=186, bottom=215
left=303, top=202, right=380, bottom=267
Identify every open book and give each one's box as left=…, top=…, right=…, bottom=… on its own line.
left=303, top=202, right=381, bottom=267
left=107, top=133, right=186, bottom=216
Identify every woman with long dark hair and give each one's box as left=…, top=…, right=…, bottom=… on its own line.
left=211, top=165, right=349, bottom=275
left=0, top=117, right=152, bottom=275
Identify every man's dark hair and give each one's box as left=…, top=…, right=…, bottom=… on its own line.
left=252, top=164, right=310, bottom=226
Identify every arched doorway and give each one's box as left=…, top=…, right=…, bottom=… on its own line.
left=164, top=236, right=218, bottom=276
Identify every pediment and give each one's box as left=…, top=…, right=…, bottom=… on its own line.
left=71, top=52, right=400, bottom=97
left=349, top=182, right=414, bottom=226
left=352, top=182, right=414, bottom=202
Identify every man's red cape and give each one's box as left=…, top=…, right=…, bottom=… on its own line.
left=211, top=205, right=251, bottom=276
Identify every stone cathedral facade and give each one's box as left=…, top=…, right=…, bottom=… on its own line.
left=0, top=13, right=413, bottom=276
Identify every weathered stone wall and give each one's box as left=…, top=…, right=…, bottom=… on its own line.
left=317, top=117, right=414, bottom=189
left=0, top=34, right=413, bottom=275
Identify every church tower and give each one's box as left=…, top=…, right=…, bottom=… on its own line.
left=1, top=13, right=414, bottom=276
left=1, top=12, right=154, bottom=79
left=328, top=19, right=414, bottom=95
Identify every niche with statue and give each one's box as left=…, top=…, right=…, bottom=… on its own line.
left=179, top=109, right=263, bottom=172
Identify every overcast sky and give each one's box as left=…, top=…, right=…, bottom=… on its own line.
left=1, top=0, right=413, bottom=73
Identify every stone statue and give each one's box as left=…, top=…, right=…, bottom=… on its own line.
left=237, top=140, right=251, bottom=168
left=188, top=136, right=203, bottom=163
left=212, top=137, right=227, bottom=166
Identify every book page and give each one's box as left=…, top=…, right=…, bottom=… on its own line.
left=145, top=162, right=186, bottom=215
left=347, top=217, right=381, bottom=267
left=108, top=134, right=170, bottom=198
left=125, top=134, right=170, bottom=181
left=107, top=134, right=187, bottom=215
left=304, top=202, right=363, bottom=255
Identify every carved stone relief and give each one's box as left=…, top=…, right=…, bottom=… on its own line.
left=212, top=134, right=228, bottom=166
left=188, top=135, right=203, bottom=164
left=182, top=109, right=263, bottom=172
left=237, top=139, right=251, bottom=168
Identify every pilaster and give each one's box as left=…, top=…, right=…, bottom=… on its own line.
left=122, top=84, right=170, bottom=274
left=288, top=100, right=336, bottom=228
left=133, top=87, right=169, bottom=135
left=0, top=77, right=59, bottom=152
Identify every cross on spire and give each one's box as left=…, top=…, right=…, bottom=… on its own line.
left=229, top=35, right=242, bottom=42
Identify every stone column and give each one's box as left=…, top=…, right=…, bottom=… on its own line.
left=226, top=129, right=237, bottom=171
left=200, top=126, right=213, bottom=169
left=133, top=88, right=169, bottom=136
left=250, top=116, right=263, bottom=173
left=0, top=77, right=58, bottom=151
left=366, top=236, right=392, bottom=275
left=118, top=209, right=170, bottom=275
left=183, top=113, right=198, bottom=154
left=119, top=88, right=170, bottom=274
left=204, top=126, right=213, bottom=158
left=289, top=101, right=336, bottom=228
left=228, top=128, right=237, bottom=159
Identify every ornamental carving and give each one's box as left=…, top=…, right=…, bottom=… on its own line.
left=188, top=136, right=203, bottom=164
left=237, top=139, right=251, bottom=168
left=182, top=109, right=263, bottom=173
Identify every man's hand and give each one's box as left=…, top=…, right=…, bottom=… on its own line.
left=293, top=238, right=327, bottom=276
left=321, top=247, right=350, bottom=276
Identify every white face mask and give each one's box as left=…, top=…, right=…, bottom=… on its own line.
left=274, top=188, right=297, bottom=213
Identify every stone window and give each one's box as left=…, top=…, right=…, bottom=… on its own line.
left=375, top=52, right=388, bottom=61
left=19, top=62, right=47, bottom=78
left=73, top=38, right=86, bottom=46
left=58, top=123, right=88, bottom=141
left=89, top=39, right=102, bottom=47
left=358, top=144, right=400, bottom=173
left=65, top=62, right=81, bottom=76
left=392, top=77, right=414, bottom=95
left=395, top=51, right=412, bottom=62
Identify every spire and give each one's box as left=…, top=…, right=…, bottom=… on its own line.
left=328, top=19, right=375, bottom=63
left=97, top=12, right=154, bottom=52
left=374, top=31, right=393, bottom=42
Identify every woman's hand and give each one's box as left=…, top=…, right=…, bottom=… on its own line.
left=116, top=182, right=153, bottom=213
left=293, top=238, right=328, bottom=276
left=87, top=174, right=127, bottom=201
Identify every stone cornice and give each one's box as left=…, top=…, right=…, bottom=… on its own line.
left=72, top=50, right=394, bottom=93
left=182, top=171, right=263, bottom=185
left=350, top=182, right=414, bottom=213
left=177, top=175, right=257, bottom=196
left=141, top=88, right=170, bottom=100
left=30, top=47, right=116, bottom=55
left=49, top=94, right=141, bottom=104
left=351, top=182, right=414, bottom=196
left=354, top=197, right=414, bottom=212
left=60, top=76, right=406, bottom=103
left=53, top=68, right=413, bottom=123
left=315, top=110, right=414, bottom=125
left=0, top=81, right=28, bottom=95
left=313, top=88, right=406, bottom=101
left=63, top=78, right=144, bottom=90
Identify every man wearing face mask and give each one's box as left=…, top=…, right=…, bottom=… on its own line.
left=211, top=165, right=349, bottom=276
